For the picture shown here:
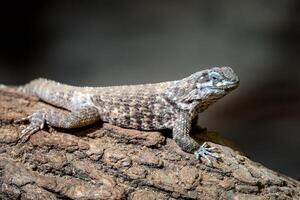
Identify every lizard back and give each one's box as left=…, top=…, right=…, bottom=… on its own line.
left=21, top=78, right=178, bottom=130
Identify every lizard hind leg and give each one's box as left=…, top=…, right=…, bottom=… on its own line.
left=18, top=111, right=46, bottom=142
left=18, top=106, right=100, bottom=142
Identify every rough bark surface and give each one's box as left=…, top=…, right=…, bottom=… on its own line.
left=0, top=88, right=299, bottom=200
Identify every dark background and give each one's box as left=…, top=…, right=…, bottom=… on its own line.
left=1, top=1, right=299, bottom=179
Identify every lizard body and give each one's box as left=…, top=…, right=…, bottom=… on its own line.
left=18, top=66, right=239, bottom=162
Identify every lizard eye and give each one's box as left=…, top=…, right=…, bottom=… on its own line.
left=209, top=72, right=222, bottom=82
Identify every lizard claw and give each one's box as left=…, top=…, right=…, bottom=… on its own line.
left=194, top=142, right=220, bottom=166
left=18, top=112, right=45, bottom=143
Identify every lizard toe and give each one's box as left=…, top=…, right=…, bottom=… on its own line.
left=194, top=142, right=220, bottom=166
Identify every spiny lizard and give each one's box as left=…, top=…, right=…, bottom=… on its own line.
left=17, top=66, right=239, bottom=164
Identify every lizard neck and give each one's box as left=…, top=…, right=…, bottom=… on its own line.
left=192, top=93, right=226, bottom=116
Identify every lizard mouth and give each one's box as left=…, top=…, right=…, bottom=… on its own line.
left=208, top=83, right=239, bottom=92
left=218, top=79, right=240, bottom=91
left=224, top=83, right=239, bottom=90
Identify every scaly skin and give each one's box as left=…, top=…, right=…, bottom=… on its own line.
left=18, top=66, right=239, bottom=164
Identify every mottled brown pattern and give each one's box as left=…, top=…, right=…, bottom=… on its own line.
left=91, top=92, right=174, bottom=130
left=18, top=67, right=239, bottom=159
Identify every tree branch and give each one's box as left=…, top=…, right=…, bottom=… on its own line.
left=0, top=88, right=299, bottom=200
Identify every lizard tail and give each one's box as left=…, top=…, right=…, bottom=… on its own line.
left=18, top=78, right=81, bottom=110
left=17, top=78, right=49, bottom=95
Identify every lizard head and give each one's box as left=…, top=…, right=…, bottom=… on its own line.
left=194, top=66, right=239, bottom=99
left=165, top=66, right=239, bottom=109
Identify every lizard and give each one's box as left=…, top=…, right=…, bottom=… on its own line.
left=17, top=66, right=239, bottom=164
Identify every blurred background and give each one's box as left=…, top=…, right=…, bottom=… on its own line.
left=0, top=1, right=299, bottom=179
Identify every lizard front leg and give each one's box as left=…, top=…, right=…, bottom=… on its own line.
left=19, top=106, right=100, bottom=141
left=173, top=112, right=219, bottom=165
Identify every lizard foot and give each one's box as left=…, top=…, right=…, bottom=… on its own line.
left=194, top=142, right=220, bottom=166
left=17, top=112, right=46, bottom=142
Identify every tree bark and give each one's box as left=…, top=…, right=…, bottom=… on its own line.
left=0, top=88, right=299, bottom=200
